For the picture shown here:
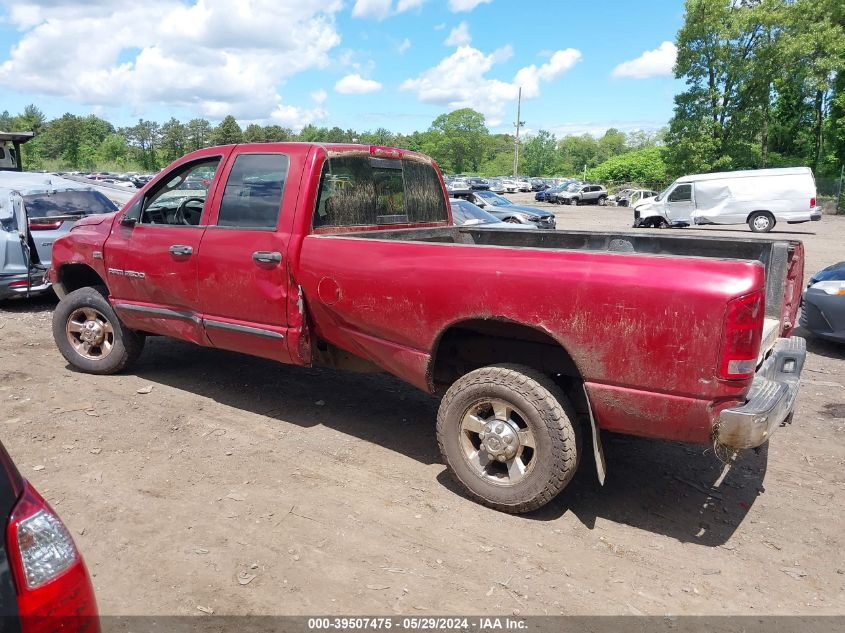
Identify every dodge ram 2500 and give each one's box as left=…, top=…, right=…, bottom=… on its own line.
left=48, top=143, right=807, bottom=513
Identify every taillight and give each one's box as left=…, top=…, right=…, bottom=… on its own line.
left=6, top=482, right=99, bottom=633
left=719, top=291, right=764, bottom=380
left=28, top=220, right=64, bottom=231
left=810, top=197, right=816, bottom=207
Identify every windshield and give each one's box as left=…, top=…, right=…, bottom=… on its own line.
left=654, top=184, right=672, bottom=202
left=477, top=191, right=512, bottom=206
left=450, top=200, right=499, bottom=225
left=566, top=183, right=581, bottom=192
left=22, top=190, right=118, bottom=218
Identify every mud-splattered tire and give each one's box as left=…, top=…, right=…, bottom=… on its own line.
left=52, top=286, right=145, bottom=375
left=437, top=364, right=581, bottom=513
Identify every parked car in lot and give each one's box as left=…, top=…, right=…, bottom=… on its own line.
left=452, top=189, right=556, bottom=229
left=48, top=142, right=808, bottom=514
left=450, top=199, right=532, bottom=229
left=515, top=178, right=532, bottom=192
left=0, top=441, right=99, bottom=630
left=801, top=261, right=845, bottom=344
left=486, top=178, right=506, bottom=194
left=0, top=173, right=118, bottom=300
left=633, top=167, right=821, bottom=232
left=611, top=188, right=657, bottom=207
left=466, top=177, right=490, bottom=190
left=500, top=179, right=519, bottom=193
left=447, top=177, right=470, bottom=192
left=539, top=180, right=579, bottom=203
left=530, top=178, right=548, bottom=191
left=556, top=183, right=608, bottom=206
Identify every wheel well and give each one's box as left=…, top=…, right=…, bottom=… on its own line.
left=747, top=210, right=774, bottom=222
left=430, top=319, right=586, bottom=410
left=55, top=264, right=106, bottom=296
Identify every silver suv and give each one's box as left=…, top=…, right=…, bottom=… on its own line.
left=558, top=184, right=608, bottom=206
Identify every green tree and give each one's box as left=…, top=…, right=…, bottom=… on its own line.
left=596, top=128, right=628, bottom=163
left=779, top=0, right=845, bottom=172
left=425, top=108, right=488, bottom=173
left=123, top=119, right=161, bottom=171
left=557, top=134, right=599, bottom=174
left=97, top=133, right=128, bottom=165
left=666, top=0, right=762, bottom=174
left=587, top=147, right=669, bottom=186
left=160, top=118, right=188, bottom=162
left=211, top=115, right=243, bottom=145
left=13, top=104, right=46, bottom=134
left=522, top=130, right=557, bottom=176
left=243, top=123, right=266, bottom=143
left=186, top=118, right=211, bottom=152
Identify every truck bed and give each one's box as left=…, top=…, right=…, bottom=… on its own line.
left=339, top=226, right=803, bottom=324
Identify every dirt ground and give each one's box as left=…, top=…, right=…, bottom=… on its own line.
left=1, top=202, right=844, bottom=616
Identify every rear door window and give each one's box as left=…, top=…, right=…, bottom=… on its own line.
left=217, top=153, right=289, bottom=229
left=313, top=153, right=448, bottom=229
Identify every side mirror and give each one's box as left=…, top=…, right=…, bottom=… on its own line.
left=120, top=215, right=137, bottom=227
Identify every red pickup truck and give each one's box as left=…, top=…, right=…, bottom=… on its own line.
left=48, top=143, right=807, bottom=513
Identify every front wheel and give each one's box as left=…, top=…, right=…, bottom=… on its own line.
left=52, top=286, right=145, bottom=374
left=437, top=364, right=581, bottom=513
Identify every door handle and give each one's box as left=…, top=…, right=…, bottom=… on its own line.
left=252, top=251, right=282, bottom=265
left=169, top=245, right=193, bottom=257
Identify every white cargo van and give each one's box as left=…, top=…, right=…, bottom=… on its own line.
left=633, top=166, right=821, bottom=233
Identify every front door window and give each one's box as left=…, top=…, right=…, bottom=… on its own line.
left=140, top=158, right=221, bottom=226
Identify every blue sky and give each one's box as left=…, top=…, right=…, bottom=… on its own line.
left=0, top=0, right=685, bottom=136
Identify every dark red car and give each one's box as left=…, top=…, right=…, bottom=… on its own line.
left=0, top=442, right=98, bottom=632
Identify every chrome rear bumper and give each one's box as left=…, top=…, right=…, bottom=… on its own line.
left=717, top=337, right=806, bottom=449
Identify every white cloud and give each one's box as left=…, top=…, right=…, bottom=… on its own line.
left=448, top=0, right=492, bottom=12
left=334, top=73, right=383, bottom=94
left=514, top=49, right=582, bottom=98
left=352, top=0, right=423, bottom=20
left=396, top=0, right=426, bottom=12
left=444, top=21, right=471, bottom=46
left=612, top=41, right=677, bottom=79
left=546, top=121, right=665, bottom=137
left=270, top=103, right=328, bottom=130
left=310, top=89, right=328, bottom=105
left=351, top=0, right=392, bottom=20
left=401, top=45, right=580, bottom=126
left=0, top=0, right=343, bottom=123
left=398, top=38, right=411, bottom=54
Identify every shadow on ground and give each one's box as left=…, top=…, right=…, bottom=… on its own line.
left=121, top=337, right=764, bottom=547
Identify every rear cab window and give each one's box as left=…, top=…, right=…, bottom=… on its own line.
left=22, top=190, right=117, bottom=218
left=313, top=151, right=448, bottom=230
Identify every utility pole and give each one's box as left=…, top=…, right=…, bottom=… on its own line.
left=513, top=87, right=524, bottom=178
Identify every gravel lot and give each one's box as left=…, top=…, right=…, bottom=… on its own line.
left=1, top=201, right=844, bottom=616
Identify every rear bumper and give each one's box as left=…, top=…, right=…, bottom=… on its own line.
left=716, top=337, right=806, bottom=449
left=0, top=270, right=51, bottom=300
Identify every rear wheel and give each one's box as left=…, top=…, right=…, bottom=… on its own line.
left=748, top=211, right=775, bottom=233
left=437, top=364, right=581, bottom=514
left=52, top=286, right=145, bottom=374
left=597, top=195, right=607, bottom=206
